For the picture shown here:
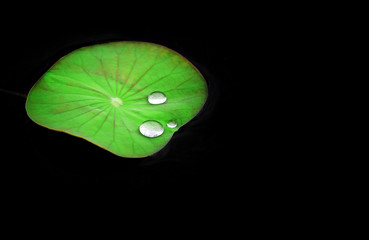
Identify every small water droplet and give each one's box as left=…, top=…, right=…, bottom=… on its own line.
left=166, top=120, right=177, bottom=128
left=139, top=120, right=164, bottom=138
left=148, top=91, right=167, bottom=104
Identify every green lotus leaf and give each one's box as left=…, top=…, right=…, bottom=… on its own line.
left=26, top=41, right=207, bottom=158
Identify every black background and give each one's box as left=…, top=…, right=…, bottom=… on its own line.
left=0, top=6, right=323, bottom=234
left=1, top=26, right=240, bottom=199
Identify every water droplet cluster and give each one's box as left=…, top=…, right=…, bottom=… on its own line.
left=139, top=91, right=177, bottom=138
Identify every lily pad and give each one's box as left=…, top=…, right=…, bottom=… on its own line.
left=26, top=41, right=207, bottom=158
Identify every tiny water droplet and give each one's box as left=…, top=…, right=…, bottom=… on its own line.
left=148, top=91, right=167, bottom=104
left=139, top=120, right=164, bottom=138
left=167, top=120, right=177, bottom=128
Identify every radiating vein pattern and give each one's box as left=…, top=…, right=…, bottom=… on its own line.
left=26, top=41, right=208, bottom=158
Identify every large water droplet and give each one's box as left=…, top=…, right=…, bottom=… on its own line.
left=139, top=120, right=164, bottom=138
left=148, top=91, right=167, bottom=104
left=166, top=120, right=177, bottom=128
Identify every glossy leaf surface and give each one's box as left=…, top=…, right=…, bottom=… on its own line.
left=26, top=41, right=207, bottom=158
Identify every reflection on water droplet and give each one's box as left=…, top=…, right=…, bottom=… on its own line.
left=167, top=120, right=177, bottom=128
left=148, top=91, right=167, bottom=104
left=139, top=120, right=164, bottom=138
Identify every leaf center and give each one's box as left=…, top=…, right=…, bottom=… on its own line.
left=110, top=97, right=123, bottom=108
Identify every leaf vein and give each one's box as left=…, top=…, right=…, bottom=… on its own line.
left=92, top=107, right=112, bottom=137
left=74, top=105, right=110, bottom=132
left=99, top=59, right=114, bottom=94
left=124, top=61, right=181, bottom=100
